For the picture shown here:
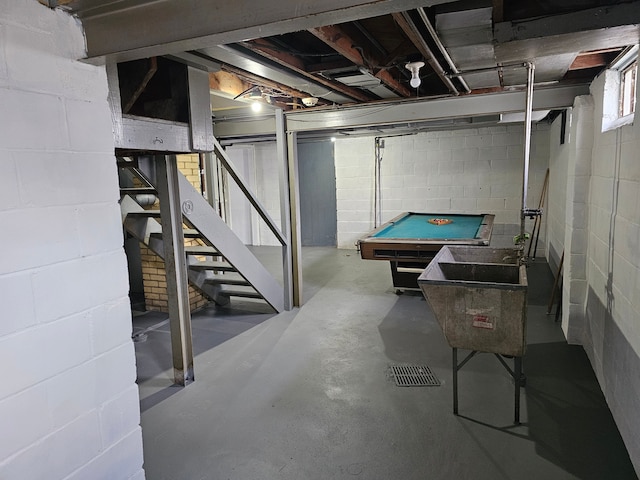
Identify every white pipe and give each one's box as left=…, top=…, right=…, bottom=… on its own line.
left=520, top=62, right=535, bottom=243
left=417, top=7, right=471, bottom=94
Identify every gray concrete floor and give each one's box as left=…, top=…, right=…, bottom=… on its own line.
left=134, top=247, right=637, bottom=480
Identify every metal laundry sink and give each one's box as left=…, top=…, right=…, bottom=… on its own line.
left=417, top=245, right=528, bottom=423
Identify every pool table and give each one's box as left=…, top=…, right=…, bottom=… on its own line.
left=358, top=212, right=495, bottom=289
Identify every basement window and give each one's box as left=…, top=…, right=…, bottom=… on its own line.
left=619, top=60, right=637, bottom=117
left=602, top=45, right=638, bottom=132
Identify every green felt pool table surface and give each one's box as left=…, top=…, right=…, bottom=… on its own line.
left=371, top=213, right=488, bottom=240
left=358, top=212, right=495, bottom=262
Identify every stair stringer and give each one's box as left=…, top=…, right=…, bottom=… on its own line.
left=120, top=195, right=230, bottom=305
left=175, top=173, right=285, bottom=312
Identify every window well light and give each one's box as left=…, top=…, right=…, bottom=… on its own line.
left=405, top=61, right=425, bottom=88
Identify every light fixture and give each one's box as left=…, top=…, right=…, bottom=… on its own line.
left=247, top=88, right=263, bottom=101
left=405, top=61, right=425, bottom=88
left=251, top=101, right=262, bottom=113
left=301, top=97, right=319, bottom=107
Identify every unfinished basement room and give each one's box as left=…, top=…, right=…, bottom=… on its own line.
left=2, top=0, right=640, bottom=478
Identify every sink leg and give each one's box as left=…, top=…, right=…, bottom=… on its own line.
left=514, top=356, right=522, bottom=424
left=453, top=348, right=458, bottom=415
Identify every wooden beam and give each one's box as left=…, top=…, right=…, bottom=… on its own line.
left=208, top=71, right=252, bottom=98
left=492, top=0, right=504, bottom=23
left=569, top=51, right=618, bottom=70
left=309, top=24, right=412, bottom=97
left=243, top=39, right=375, bottom=102
left=122, top=57, right=158, bottom=114
left=215, top=65, right=321, bottom=102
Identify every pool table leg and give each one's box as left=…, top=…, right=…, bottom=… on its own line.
left=389, top=261, right=430, bottom=289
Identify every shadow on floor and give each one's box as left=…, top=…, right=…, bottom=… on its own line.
left=525, top=341, right=637, bottom=479
left=133, top=300, right=276, bottom=412
left=376, top=259, right=637, bottom=479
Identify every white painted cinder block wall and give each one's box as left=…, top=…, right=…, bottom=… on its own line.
left=335, top=124, right=550, bottom=249
left=585, top=72, right=640, bottom=472
left=546, top=111, right=570, bottom=272
left=546, top=71, right=640, bottom=474
left=0, top=1, right=145, bottom=478
left=224, top=124, right=551, bottom=252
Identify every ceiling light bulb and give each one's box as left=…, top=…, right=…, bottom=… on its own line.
left=251, top=101, right=262, bottom=112
left=406, top=61, right=425, bottom=89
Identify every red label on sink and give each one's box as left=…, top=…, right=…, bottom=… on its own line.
left=472, top=315, right=493, bottom=329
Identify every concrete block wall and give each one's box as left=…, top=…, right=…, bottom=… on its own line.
left=138, top=154, right=208, bottom=313
left=546, top=70, right=640, bottom=474
left=583, top=72, right=640, bottom=472
left=0, top=1, right=144, bottom=478
left=334, top=125, right=550, bottom=249
left=546, top=112, right=570, bottom=272
left=561, top=96, right=594, bottom=343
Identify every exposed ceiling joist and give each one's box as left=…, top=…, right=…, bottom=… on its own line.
left=76, top=0, right=458, bottom=64
left=569, top=50, right=619, bottom=70
left=216, top=65, right=316, bottom=104
left=494, top=1, right=640, bottom=64
left=309, top=24, right=412, bottom=97
left=199, top=44, right=353, bottom=105
left=495, top=2, right=640, bottom=43
left=242, top=39, right=375, bottom=102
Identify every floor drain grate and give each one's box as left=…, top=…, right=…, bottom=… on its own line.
left=390, top=365, right=441, bottom=387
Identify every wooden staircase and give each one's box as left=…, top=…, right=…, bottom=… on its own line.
left=119, top=160, right=284, bottom=312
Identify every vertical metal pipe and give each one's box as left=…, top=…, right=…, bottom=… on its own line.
left=198, top=152, right=206, bottom=196
left=287, top=130, right=303, bottom=307
left=156, top=154, right=194, bottom=386
left=452, top=348, right=458, bottom=415
left=276, top=110, right=293, bottom=310
left=520, top=62, right=535, bottom=244
left=514, top=357, right=522, bottom=424
left=203, top=151, right=217, bottom=210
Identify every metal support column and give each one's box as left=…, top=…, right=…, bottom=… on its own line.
left=276, top=110, right=294, bottom=309
left=106, top=63, right=124, bottom=147
left=156, top=154, right=195, bottom=386
left=286, top=128, right=303, bottom=307
left=203, top=151, right=218, bottom=210
left=187, top=66, right=215, bottom=152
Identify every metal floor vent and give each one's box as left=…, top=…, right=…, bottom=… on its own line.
left=390, top=365, right=441, bottom=387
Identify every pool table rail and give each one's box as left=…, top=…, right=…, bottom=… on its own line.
left=357, top=212, right=495, bottom=289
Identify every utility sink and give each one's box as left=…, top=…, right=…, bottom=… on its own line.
left=418, top=246, right=528, bottom=357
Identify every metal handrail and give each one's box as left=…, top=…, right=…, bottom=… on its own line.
left=212, top=137, right=288, bottom=246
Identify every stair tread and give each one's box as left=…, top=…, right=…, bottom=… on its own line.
left=189, top=260, right=235, bottom=272
left=127, top=210, right=161, bottom=218
left=120, top=187, right=156, bottom=194
left=151, top=229, right=201, bottom=238
left=187, top=260, right=236, bottom=272
left=221, top=288, right=262, bottom=299
left=204, top=274, right=250, bottom=286
left=185, top=245, right=219, bottom=255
